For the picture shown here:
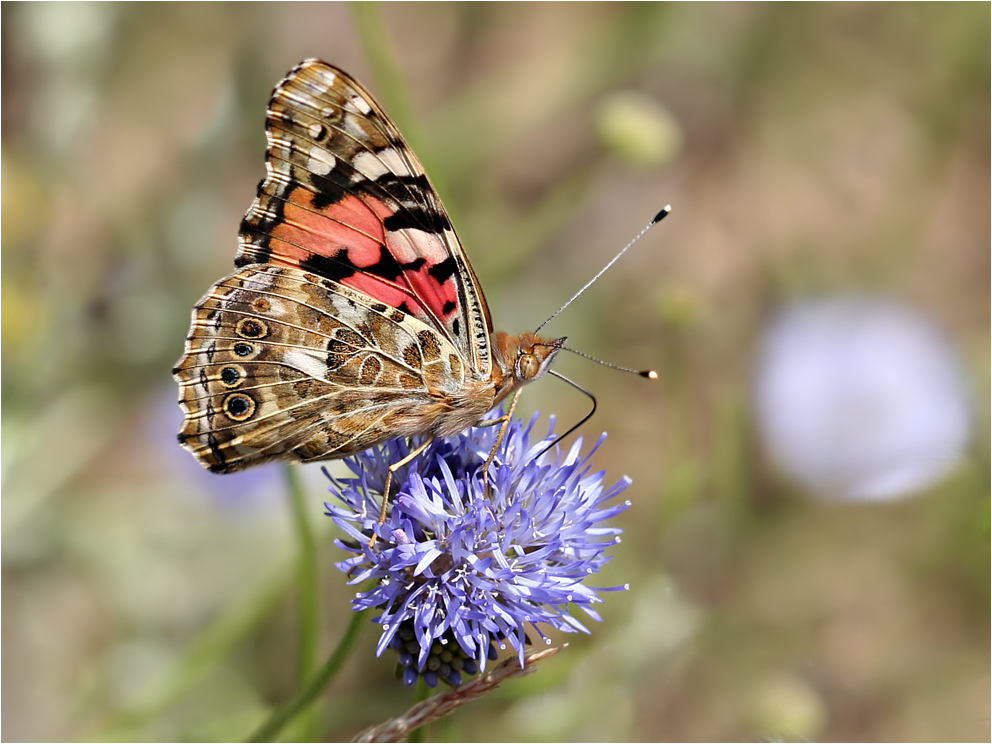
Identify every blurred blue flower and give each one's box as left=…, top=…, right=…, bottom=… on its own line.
left=150, top=387, right=284, bottom=512
left=754, top=296, right=970, bottom=501
left=325, top=414, right=631, bottom=687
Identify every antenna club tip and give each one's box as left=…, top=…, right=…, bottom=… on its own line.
left=641, top=370, right=659, bottom=380
left=652, top=206, right=672, bottom=224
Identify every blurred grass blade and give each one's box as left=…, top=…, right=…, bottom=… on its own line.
left=92, top=565, right=292, bottom=739
left=286, top=464, right=320, bottom=740
left=348, top=1, right=447, bottom=201
left=247, top=609, right=368, bottom=743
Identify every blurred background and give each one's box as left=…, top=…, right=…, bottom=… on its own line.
left=2, top=3, right=988, bottom=741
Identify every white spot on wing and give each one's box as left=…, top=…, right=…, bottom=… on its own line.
left=308, top=80, right=329, bottom=96
left=386, top=227, right=449, bottom=264
left=331, top=300, right=376, bottom=329
left=379, top=147, right=413, bottom=175
left=307, top=146, right=336, bottom=176
left=308, top=123, right=323, bottom=139
left=351, top=151, right=388, bottom=180
left=317, top=68, right=337, bottom=87
left=352, top=148, right=413, bottom=180
left=350, top=95, right=372, bottom=115
left=343, top=117, right=365, bottom=139
left=276, top=89, right=311, bottom=108
left=242, top=271, right=277, bottom=292
left=285, top=349, right=330, bottom=380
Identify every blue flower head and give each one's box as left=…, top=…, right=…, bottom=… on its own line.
left=324, top=414, right=631, bottom=687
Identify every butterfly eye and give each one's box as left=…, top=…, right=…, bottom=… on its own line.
left=518, top=354, right=541, bottom=380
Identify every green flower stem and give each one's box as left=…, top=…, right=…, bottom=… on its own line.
left=348, top=1, right=447, bottom=198
left=349, top=2, right=417, bottom=140
left=407, top=681, right=433, bottom=743
left=248, top=608, right=367, bottom=743
left=285, top=464, right=319, bottom=740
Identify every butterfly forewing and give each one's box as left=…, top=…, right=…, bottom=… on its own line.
left=236, top=60, right=492, bottom=376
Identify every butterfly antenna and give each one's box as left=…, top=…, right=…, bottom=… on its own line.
left=535, top=370, right=598, bottom=458
left=561, top=345, right=657, bottom=379
left=534, top=205, right=672, bottom=334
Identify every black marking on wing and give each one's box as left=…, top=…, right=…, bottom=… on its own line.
left=297, top=243, right=430, bottom=286
left=362, top=244, right=405, bottom=282
left=299, top=250, right=358, bottom=283
left=237, top=179, right=285, bottom=267
left=428, top=257, right=458, bottom=285
left=376, top=173, right=452, bottom=234
left=206, top=428, right=226, bottom=472
left=308, top=168, right=350, bottom=212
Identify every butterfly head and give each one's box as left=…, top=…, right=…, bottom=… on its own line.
left=493, top=332, right=565, bottom=393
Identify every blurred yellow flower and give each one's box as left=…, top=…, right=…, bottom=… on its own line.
left=594, top=91, right=683, bottom=167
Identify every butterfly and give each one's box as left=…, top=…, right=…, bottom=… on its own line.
left=173, top=59, right=566, bottom=510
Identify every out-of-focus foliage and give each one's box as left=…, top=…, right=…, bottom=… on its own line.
left=2, top=3, right=988, bottom=741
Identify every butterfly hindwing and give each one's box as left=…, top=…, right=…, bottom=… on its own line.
left=236, top=59, right=493, bottom=378
left=174, top=265, right=467, bottom=472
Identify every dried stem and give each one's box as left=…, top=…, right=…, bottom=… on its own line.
left=351, top=646, right=564, bottom=743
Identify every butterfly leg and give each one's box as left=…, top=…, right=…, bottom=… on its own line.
left=368, top=436, right=435, bottom=548
left=478, top=390, right=522, bottom=494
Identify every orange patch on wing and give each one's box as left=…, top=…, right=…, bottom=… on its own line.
left=270, top=190, right=383, bottom=261
left=268, top=188, right=458, bottom=325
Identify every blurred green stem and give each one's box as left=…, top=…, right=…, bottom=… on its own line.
left=349, top=2, right=416, bottom=140
left=348, top=1, right=442, bottom=193
left=407, top=679, right=434, bottom=743
left=95, top=567, right=290, bottom=739
left=285, top=464, right=320, bottom=739
left=247, top=609, right=368, bottom=743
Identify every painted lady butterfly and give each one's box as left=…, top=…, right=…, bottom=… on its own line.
left=174, top=59, right=567, bottom=501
